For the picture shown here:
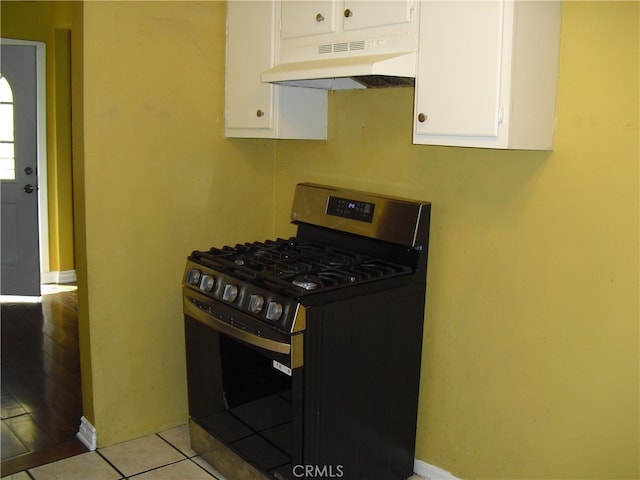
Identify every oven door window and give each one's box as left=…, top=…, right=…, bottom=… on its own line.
left=185, top=315, right=298, bottom=476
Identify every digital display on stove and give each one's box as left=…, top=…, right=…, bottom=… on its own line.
left=326, top=196, right=375, bottom=223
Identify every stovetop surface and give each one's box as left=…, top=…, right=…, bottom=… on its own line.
left=189, top=237, right=412, bottom=297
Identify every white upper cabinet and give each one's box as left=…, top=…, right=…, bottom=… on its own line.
left=224, top=0, right=562, bottom=148
left=281, top=0, right=413, bottom=40
left=277, top=0, right=418, bottom=65
left=413, top=1, right=562, bottom=150
left=280, top=1, right=338, bottom=39
left=342, top=0, right=413, bottom=31
left=225, top=0, right=327, bottom=139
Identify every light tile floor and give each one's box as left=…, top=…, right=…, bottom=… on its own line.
left=1, top=424, right=424, bottom=480
left=1, top=425, right=227, bottom=480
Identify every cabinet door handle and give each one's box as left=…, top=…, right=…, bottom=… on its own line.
left=417, top=113, right=427, bottom=123
left=315, top=13, right=325, bottom=22
left=256, top=109, right=265, bottom=118
left=344, top=8, right=353, bottom=18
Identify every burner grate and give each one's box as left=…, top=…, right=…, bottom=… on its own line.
left=192, top=237, right=411, bottom=294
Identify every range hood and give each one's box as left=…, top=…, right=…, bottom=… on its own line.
left=260, top=52, right=416, bottom=91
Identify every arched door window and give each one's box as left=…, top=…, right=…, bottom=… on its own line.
left=0, top=74, right=15, bottom=180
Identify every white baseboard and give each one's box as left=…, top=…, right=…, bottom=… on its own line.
left=41, top=269, right=77, bottom=285
left=77, top=416, right=97, bottom=451
left=414, top=459, right=461, bottom=480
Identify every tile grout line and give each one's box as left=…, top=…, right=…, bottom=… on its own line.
left=94, top=449, right=127, bottom=479
left=155, top=432, right=221, bottom=479
left=155, top=432, right=192, bottom=459
left=123, top=458, right=197, bottom=479
left=97, top=434, right=194, bottom=480
left=155, top=431, right=224, bottom=480
left=188, top=457, right=225, bottom=480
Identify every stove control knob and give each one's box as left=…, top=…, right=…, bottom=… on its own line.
left=266, top=301, right=283, bottom=321
left=186, top=268, right=201, bottom=286
left=199, top=274, right=215, bottom=292
left=248, top=294, right=264, bottom=313
left=223, top=284, right=239, bottom=303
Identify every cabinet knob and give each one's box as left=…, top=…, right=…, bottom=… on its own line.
left=417, top=113, right=427, bottom=123
left=256, top=109, right=265, bottom=118
left=344, top=8, right=353, bottom=18
left=315, top=13, right=325, bottom=22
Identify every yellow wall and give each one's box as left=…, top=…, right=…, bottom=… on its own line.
left=25, top=1, right=640, bottom=479
left=1, top=1, right=75, bottom=272
left=75, top=1, right=275, bottom=444
left=275, top=2, right=639, bottom=479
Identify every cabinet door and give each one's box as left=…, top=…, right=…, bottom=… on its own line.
left=226, top=1, right=275, bottom=130
left=414, top=1, right=504, bottom=138
left=342, top=0, right=413, bottom=31
left=281, top=0, right=337, bottom=39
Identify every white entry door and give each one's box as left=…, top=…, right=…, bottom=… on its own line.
left=1, top=42, right=42, bottom=296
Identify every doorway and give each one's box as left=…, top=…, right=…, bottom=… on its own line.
left=0, top=38, right=84, bottom=475
left=1, top=39, right=50, bottom=298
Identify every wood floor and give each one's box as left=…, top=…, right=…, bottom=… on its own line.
left=1, top=288, right=88, bottom=476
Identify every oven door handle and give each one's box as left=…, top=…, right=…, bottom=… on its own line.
left=183, top=293, right=291, bottom=355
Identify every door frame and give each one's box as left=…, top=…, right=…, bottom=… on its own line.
left=2, top=38, right=50, bottom=281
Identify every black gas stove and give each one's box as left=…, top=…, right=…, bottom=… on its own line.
left=183, top=183, right=431, bottom=480
left=184, top=236, right=415, bottom=335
